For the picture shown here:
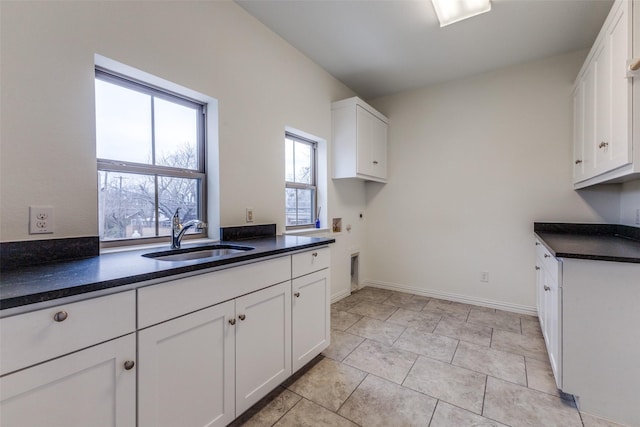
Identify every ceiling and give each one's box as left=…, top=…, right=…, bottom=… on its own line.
left=236, top=0, right=614, bottom=99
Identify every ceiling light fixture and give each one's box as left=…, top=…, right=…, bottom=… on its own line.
left=431, top=0, right=491, bottom=27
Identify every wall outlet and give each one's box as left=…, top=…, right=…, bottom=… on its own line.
left=480, top=271, right=489, bottom=283
left=246, top=208, right=254, bottom=223
left=29, top=205, right=54, bottom=234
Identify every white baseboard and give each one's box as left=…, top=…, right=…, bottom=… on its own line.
left=362, top=279, right=538, bottom=317
left=331, top=289, right=351, bottom=303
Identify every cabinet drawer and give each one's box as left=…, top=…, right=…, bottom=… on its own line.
left=292, top=247, right=330, bottom=278
left=0, top=290, right=135, bottom=376
left=138, top=256, right=291, bottom=329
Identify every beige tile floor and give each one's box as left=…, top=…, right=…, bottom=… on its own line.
left=231, top=287, right=625, bottom=427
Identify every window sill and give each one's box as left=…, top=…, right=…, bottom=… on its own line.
left=283, top=227, right=330, bottom=236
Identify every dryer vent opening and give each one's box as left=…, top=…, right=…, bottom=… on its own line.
left=350, top=253, right=359, bottom=292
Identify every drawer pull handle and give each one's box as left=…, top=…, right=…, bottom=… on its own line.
left=544, top=254, right=550, bottom=258
left=312, top=252, right=318, bottom=257
left=124, top=360, right=135, bottom=370
left=544, top=285, right=551, bottom=291
left=238, top=314, right=246, bottom=321
left=53, top=311, right=68, bottom=322
left=598, top=141, right=609, bottom=149
left=535, top=266, right=540, bottom=270
left=535, top=242, right=540, bottom=246
left=294, top=292, right=300, bottom=298
left=228, top=318, right=236, bottom=325
left=574, top=159, right=583, bottom=165
left=373, top=160, right=379, bottom=165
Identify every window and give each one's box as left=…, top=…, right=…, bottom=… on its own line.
left=95, top=69, right=206, bottom=242
left=285, top=132, right=317, bottom=229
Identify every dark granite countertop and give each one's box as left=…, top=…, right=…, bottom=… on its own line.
left=534, top=223, right=640, bottom=264
left=0, top=235, right=334, bottom=311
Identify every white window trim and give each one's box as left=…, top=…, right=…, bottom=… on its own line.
left=95, top=54, right=220, bottom=248
left=284, top=126, right=327, bottom=232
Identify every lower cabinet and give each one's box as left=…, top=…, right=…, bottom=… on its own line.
left=292, top=269, right=330, bottom=372
left=1, top=247, right=330, bottom=427
left=235, top=282, right=291, bottom=414
left=535, top=240, right=562, bottom=389
left=0, top=334, right=136, bottom=427
left=138, top=301, right=236, bottom=427
left=138, top=281, right=293, bottom=426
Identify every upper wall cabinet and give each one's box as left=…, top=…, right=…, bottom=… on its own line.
left=573, top=0, right=640, bottom=188
left=332, top=97, right=389, bottom=183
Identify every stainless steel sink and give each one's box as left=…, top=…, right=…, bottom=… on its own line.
left=143, top=245, right=254, bottom=262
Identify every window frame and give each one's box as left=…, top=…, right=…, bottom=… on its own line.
left=285, top=132, right=317, bottom=230
left=95, top=68, right=208, bottom=246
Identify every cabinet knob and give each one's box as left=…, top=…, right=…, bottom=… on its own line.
left=294, top=292, right=300, bottom=298
left=238, top=314, right=246, bottom=321
left=544, top=254, right=550, bottom=258
left=544, top=285, right=551, bottom=291
left=124, top=360, right=135, bottom=370
left=372, top=160, right=379, bottom=165
left=53, top=311, right=68, bottom=322
left=312, top=252, right=318, bottom=257
left=575, top=159, right=583, bottom=165
left=535, top=266, right=540, bottom=270
left=228, top=318, right=236, bottom=325
left=598, top=141, right=609, bottom=149
left=535, top=242, right=540, bottom=246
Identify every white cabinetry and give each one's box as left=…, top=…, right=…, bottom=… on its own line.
left=1, top=246, right=332, bottom=427
left=332, top=96, right=388, bottom=183
left=0, top=291, right=137, bottom=427
left=291, top=248, right=331, bottom=372
left=236, top=282, right=291, bottom=414
left=573, top=0, right=638, bottom=188
left=138, top=301, right=235, bottom=427
left=534, top=238, right=640, bottom=426
left=534, top=240, right=562, bottom=389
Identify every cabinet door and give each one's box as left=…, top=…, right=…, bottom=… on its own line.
left=235, top=282, right=291, bottom=415
left=573, top=84, right=586, bottom=182
left=1, top=334, right=136, bottom=427
left=607, top=3, right=631, bottom=170
left=356, top=105, right=374, bottom=177
left=138, top=301, right=235, bottom=427
left=593, top=2, right=631, bottom=174
left=371, top=116, right=388, bottom=180
left=535, top=263, right=544, bottom=329
left=594, top=40, right=611, bottom=174
left=292, top=269, right=330, bottom=372
left=582, top=64, right=597, bottom=179
left=545, top=279, right=562, bottom=389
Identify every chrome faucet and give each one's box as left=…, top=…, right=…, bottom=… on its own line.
left=171, top=208, right=207, bottom=249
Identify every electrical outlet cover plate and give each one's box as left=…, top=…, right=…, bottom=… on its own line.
left=246, top=208, right=254, bottom=223
left=29, top=206, right=54, bottom=234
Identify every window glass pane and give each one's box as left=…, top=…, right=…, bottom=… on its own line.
left=285, top=187, right=315, bottom=226
left=285, top=188, right=297, bottom=226
left=154, top=98, right=199, bottom=170
left=95, top=79, right=152, bottom=164
left=294, top=141, right=312, bottom=184
left=296, top=188, right=314, bottom=225
left=285, top=138, right=294, bottom=182
left=98, top=171, right=156, bottom=240
left=157, top=176, right=199, bottom=237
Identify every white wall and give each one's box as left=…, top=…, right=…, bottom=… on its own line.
left=620, top=180, right=640, bottom=225
left=365, top=51, right=622, bottom=312
left=0, top=0, right=363, bottom=298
